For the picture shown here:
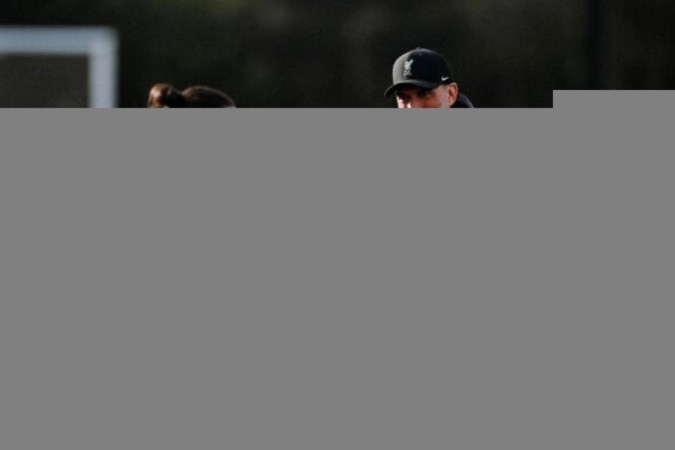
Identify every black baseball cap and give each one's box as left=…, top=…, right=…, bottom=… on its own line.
left=384, top=48, right=455, bottom=97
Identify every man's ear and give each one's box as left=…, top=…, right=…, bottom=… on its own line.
left=447, top=82, right=459, bottom=106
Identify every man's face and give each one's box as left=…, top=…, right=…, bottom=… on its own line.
left=395, top=83, right=458, bottom=108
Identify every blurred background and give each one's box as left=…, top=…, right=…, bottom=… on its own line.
left=1, top=0, right=674, bottom=107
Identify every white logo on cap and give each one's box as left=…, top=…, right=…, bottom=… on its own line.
left=403, top=59, right=414, bottom=77
left=441, top=76, right=450, bottom=82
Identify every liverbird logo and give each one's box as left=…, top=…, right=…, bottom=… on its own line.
left=403, top=58, right=414, bottom=77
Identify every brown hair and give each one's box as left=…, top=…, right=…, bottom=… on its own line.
left=147, top=83, right=236, bottom=108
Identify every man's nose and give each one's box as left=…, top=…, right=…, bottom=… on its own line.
left=409, top=97, right=424, bottom=108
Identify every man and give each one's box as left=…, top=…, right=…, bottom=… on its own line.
left=384, top=47, right=474, bottom=108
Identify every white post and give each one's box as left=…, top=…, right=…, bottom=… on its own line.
left=0, top=26, right=118, bottom=107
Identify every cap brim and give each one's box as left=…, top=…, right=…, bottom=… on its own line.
left=384, top=80, right=441, bottom=97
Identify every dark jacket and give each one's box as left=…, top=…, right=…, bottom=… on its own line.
left=452, top=93, right=474, bottom=108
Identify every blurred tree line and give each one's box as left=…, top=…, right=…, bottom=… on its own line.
left=2, top=0, right=674, bottom=107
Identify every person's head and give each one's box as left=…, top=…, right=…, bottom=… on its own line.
left=384, top=48, right=459, bottom=108
left=147, top=83, right=236, bottom=108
